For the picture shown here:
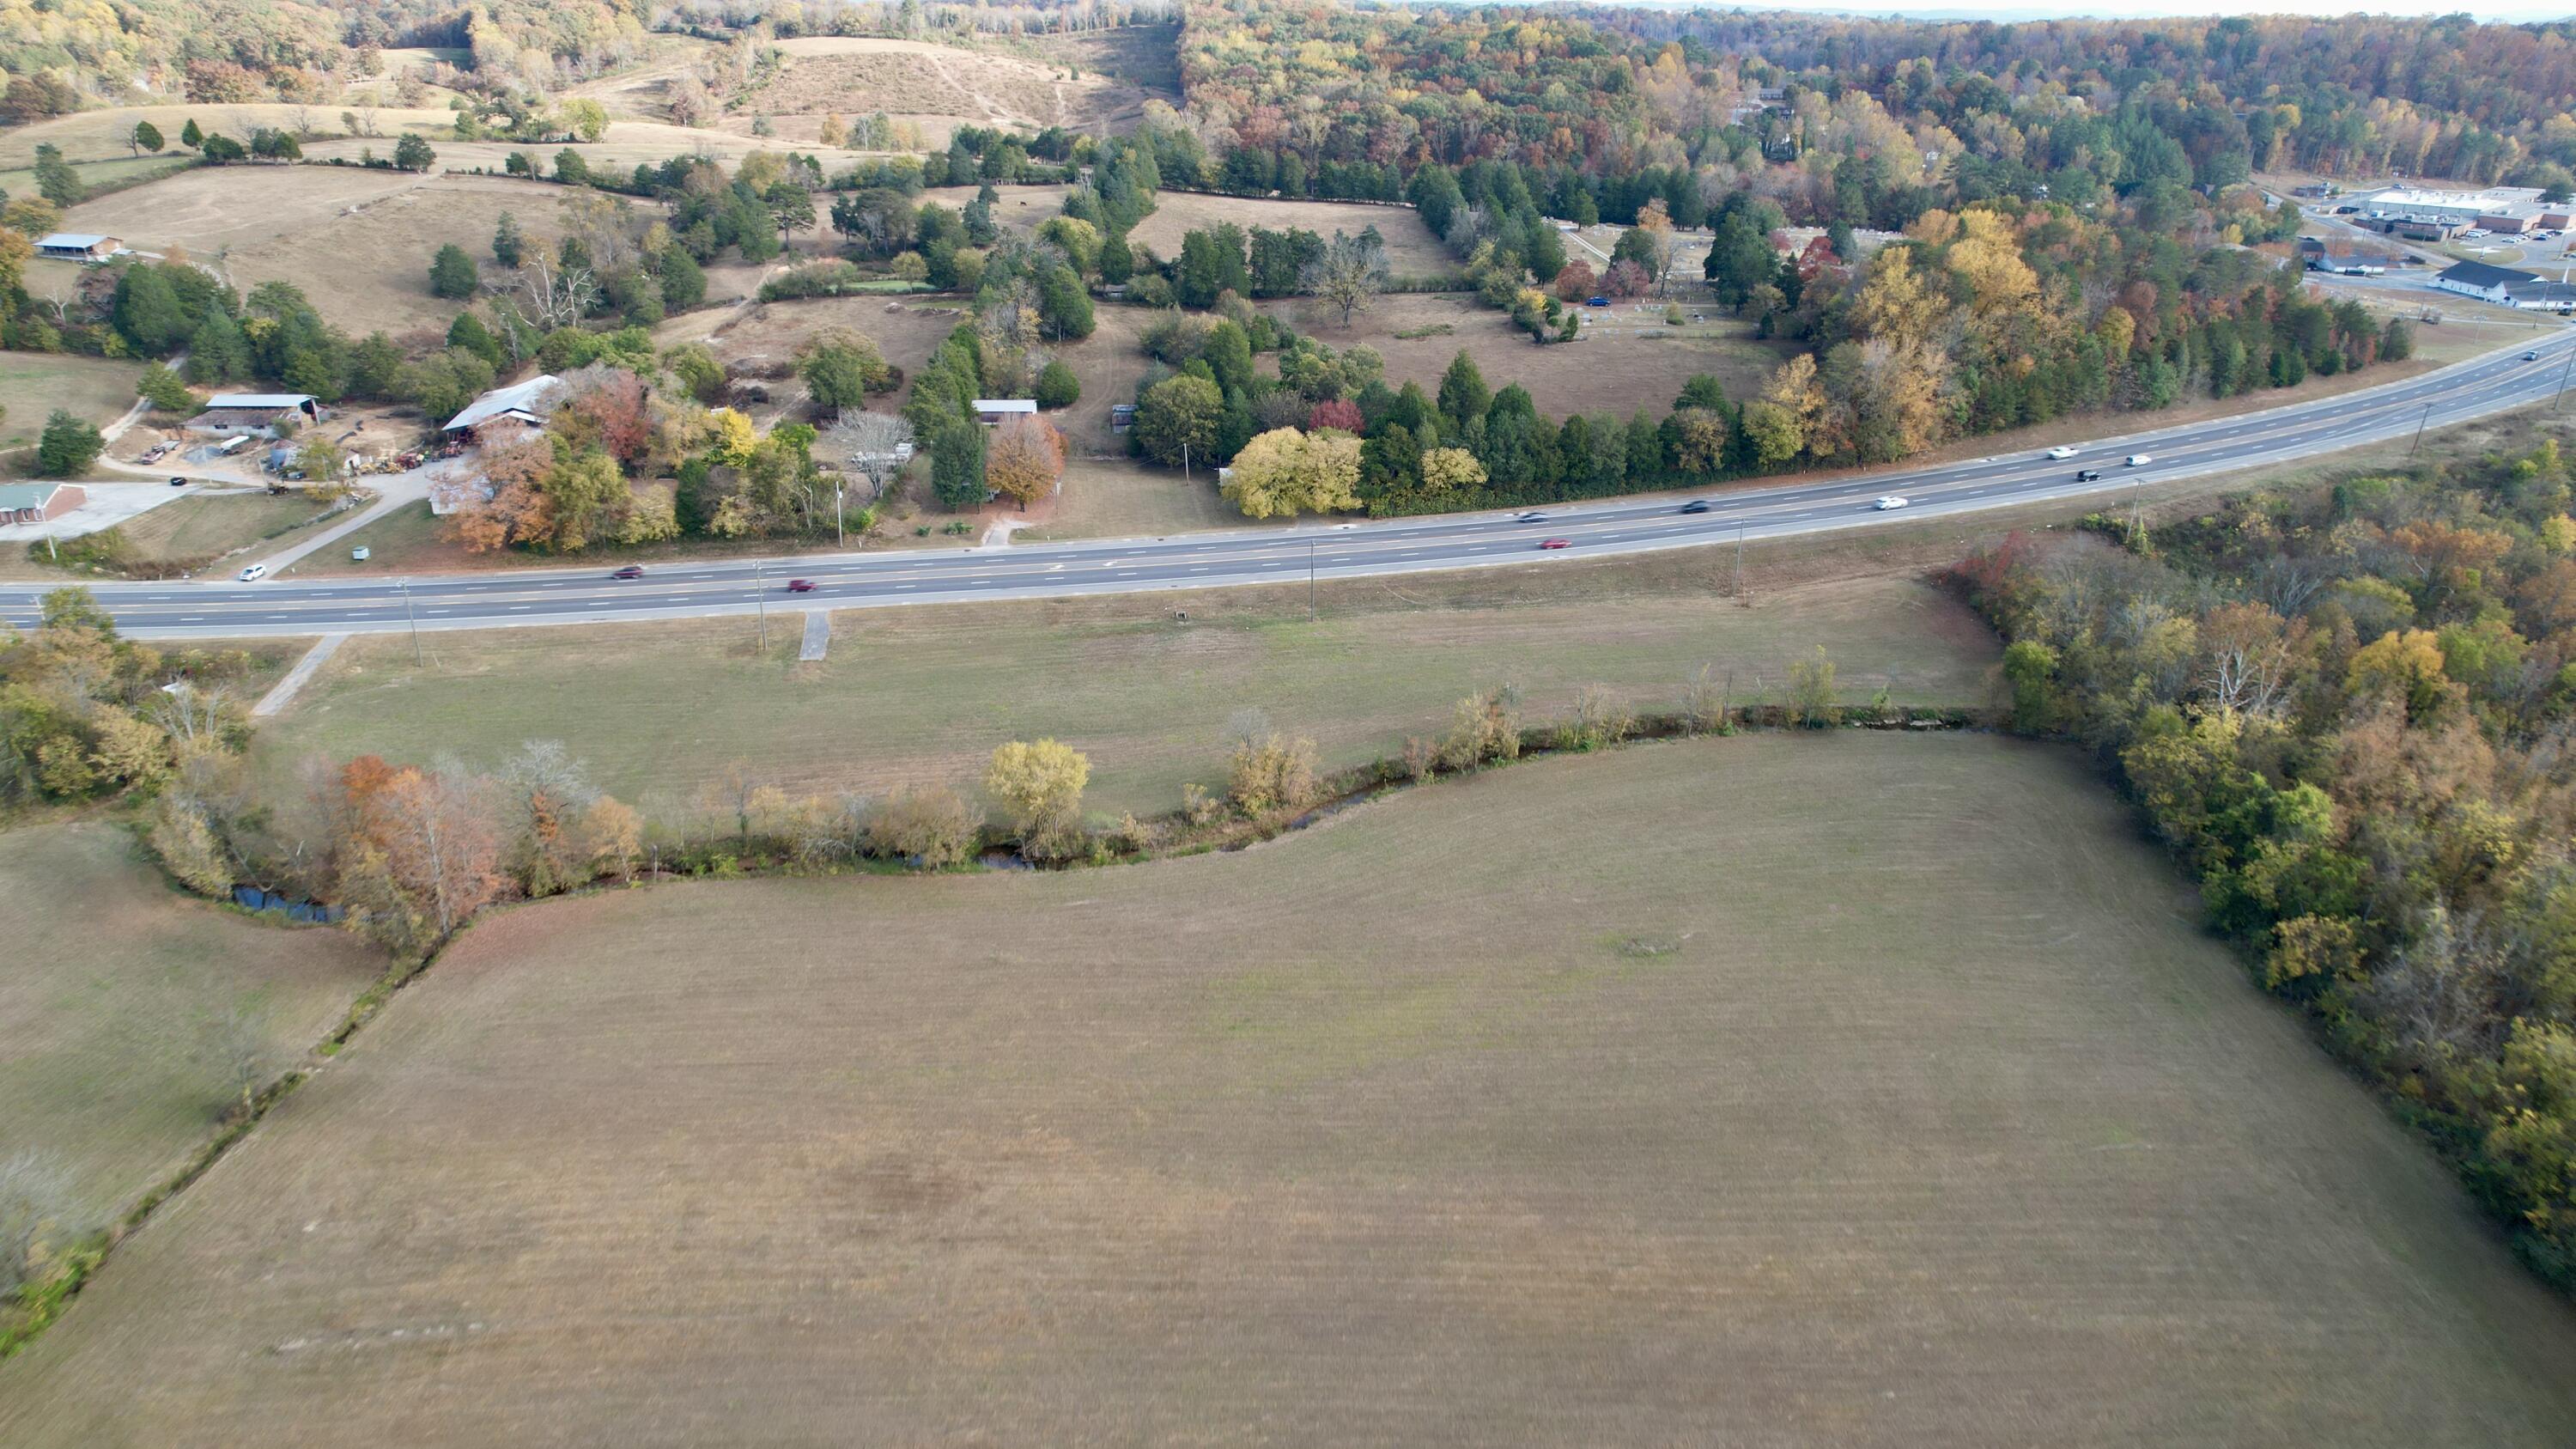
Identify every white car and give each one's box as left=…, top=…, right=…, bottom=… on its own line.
left=2046, top=445, right=2080, bottom=460
left=236, top=563, right=268, bottom=581
left=2124, top=454, right=2152, bottom=467
left=1873, top=496, right=1910, bottom=511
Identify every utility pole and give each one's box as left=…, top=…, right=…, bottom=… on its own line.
left=754, top=558, right=768, bottom=650
left=1182, top=440, right=1191, bottom=482
left=1308, top=539, right=1317, bottom=622
left=402, top=577, right=421, bottom=665
left=2410, top=399, right=2433, bottom=454
left=1733, top=520, right=1745, bottom=597
left=833, top=482, right=845, bottom=548
left=2558, top=342, right=2576, bottom=411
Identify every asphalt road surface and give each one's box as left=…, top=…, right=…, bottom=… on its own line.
left=8, top=334, right=2572, bottom=640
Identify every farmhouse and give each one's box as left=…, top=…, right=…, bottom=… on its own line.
left=2431, top=259, right=2576, bottom=310
left=185, top=393, right=319, bottom=436
left=33, top=233, right=120, bottom=261
left=442, top=375, right=564, bottom=438
left=0, top=482, right=86, bottom=525
left=973, top=398, right=1038, bottom=426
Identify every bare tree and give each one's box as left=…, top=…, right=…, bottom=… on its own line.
left=1301, top=229, right=1390, bottom=326
left=823, top=412, right=914, bottom=502
left=148, top=682, right=237, bottom=752
left=201, top=1001, right=273, bottom=1117
left=495, top=253, right=600, bottom=335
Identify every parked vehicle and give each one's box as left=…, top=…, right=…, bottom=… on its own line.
left=236, top=563, right=267, bottom=582
left=167, top=475, right=187, bottom=487
left=1585, top=295, right=1609, bottom=307
left=1537, top=538, right=1571, bottom=550
left=351, top=546, right=370, bottom=562
left=611, top=565, right=645, bottom=580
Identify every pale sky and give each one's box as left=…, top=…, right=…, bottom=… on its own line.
left=1623, top=1, right=2576, bottom=21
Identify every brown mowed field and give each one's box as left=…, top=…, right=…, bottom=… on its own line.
left=7, top=735, right=2574, bottom=1445
left=1126, top=190, right=1453, bottom=275
left=255, top=561, right=1996, bottom=821
left=0, top=821, right=381, bottom=1217
left=1282, top=292, right=1795, bottom=417
left=61, top=170, right=573, bottom=338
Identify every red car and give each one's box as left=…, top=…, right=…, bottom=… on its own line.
left=785, top=578, right=817, bottom=594
left=610, top=565, right=645, bottom=580
left=1537, top=538, right=1571, bottom=550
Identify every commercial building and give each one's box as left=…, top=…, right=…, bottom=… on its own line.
left=0, top=483, right=86, bottom=525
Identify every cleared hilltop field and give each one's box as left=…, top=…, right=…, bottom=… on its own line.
left=727, top=33, right=1173, bottom=149
left=4, top=734, right=2572, bottom=1444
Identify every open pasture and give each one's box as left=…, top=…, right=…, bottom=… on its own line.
left=4, top=735, right=2572, bottom=1444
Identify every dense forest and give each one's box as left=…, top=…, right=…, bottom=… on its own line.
left=1959, top=441, right=2576, bottom=1289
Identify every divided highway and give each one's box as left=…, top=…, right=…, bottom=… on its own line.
left=7, top=333, right=2570, bottom=640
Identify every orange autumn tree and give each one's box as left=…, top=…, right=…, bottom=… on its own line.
left=985, top=413, right=1066, bottom=508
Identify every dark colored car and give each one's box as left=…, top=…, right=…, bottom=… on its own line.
left=611, top=565, right=646, bottom=580
left=1585, top=295, right=1610, bottom=307
left=168, top=475, right=188, bottom=487
left=1679, top=499, right=1712, bottom=514
left=1538, top=538, right=1571, bottom=551
left=2075, top=469, right=2102, bottom=482
left=785, top=578, right=817, bottom=594
left=2525, top=350, right=2542, bottom=361
left=1515, top=510, right=1548, bottom=522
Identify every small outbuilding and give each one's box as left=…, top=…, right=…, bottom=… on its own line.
left=0, top=482, right=86, bottom=525
left=34, top=233, right=120, bottom=261
left=973, top=398, right=1038, bottom=426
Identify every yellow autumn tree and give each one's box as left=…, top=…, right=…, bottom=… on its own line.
left=1221, top=428, right=1362, bottom=519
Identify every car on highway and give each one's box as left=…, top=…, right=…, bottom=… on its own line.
left=1873, top=496, right=1910, bottom=511
left=2075, top=469, right=2103, bottom=482
left=785, top=578, right=817, bottom=593
left=2124, top=454, right=2153, bottom=467
left=1537, top=537, right=1571, bottom=550
left=1515, top=511, right=1549, bottom=522
left=610, top=565, right=646, bottom=580
left=1679, top=499, right=1712, bottom=514
left=2046, top=445, right=2079, bottom=460
left=235, top=563, right=267, bottom=582
left=2526, top=350, right=2543, bottom=361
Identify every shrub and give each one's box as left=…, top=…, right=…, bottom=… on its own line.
left=863, top=785, right=978, bottom=868
left=1227, top=734, right=1321, bottom=816
left=1035, top=359, right=1081, bottom=409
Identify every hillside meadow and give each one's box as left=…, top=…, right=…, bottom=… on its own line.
left=3, top=734, right=2570, bottom=1444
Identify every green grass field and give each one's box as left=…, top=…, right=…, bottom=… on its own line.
left=106, top=491, right=343, bottom=569
left=0, top=821, right=383, bottom=1220
left=256, top=557, right=1999, bottom=819
left=5, top=734, right=2570, bottom=1444
left=0, top=354, right=143, bottom=462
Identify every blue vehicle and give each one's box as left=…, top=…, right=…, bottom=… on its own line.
left=1585, top=295, right=1610, bottom=307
